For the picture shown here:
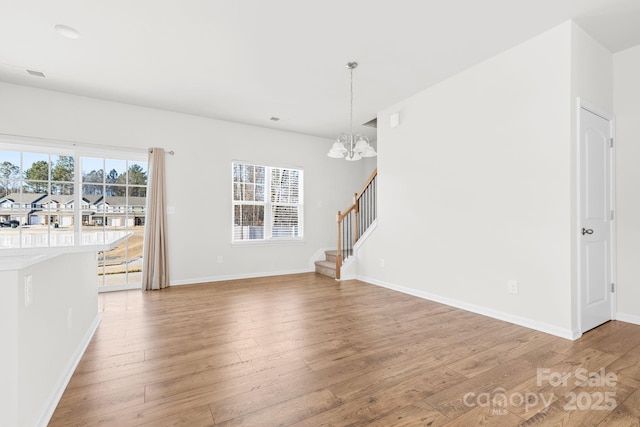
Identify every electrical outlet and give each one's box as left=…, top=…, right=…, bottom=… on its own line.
left=380, top=258, right=385, bottom=268
left=24, top=274, right=33, bottom=307
left=217, top=256, right=223, bottom=264
left=508, top=280, right=519, bottom=294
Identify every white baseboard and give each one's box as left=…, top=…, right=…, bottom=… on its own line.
left=172, top=246, right=347, bottom=286
left=616, top=312, right=640, bottom=326
left=37, top=313, right=101, bottom=427
left=175, top=271, right=579, bottom=339
left=358, top=275, right=578, bottom=341
left=171, top=268, right=315, bottom=286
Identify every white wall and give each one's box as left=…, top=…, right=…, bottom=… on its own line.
left=0, top=82, right=366, bottom=284
left=357, top=22, right=579, bottom=337
left=614, top=44, right=640, bottom=324
left=361, top=147, right=378, bottom=182
left=571, top=24, right=614, bottom=113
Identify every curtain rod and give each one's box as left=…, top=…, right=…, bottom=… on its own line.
left=149, top=148, right=175, bottom=155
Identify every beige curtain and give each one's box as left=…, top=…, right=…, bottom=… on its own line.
left=142, top=147, right=170, bottom=290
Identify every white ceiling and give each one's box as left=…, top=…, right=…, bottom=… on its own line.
left=1, top=0, right=639, bottom=141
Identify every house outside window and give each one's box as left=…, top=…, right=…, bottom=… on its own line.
left=0, top=151, right=74, bottom=227
left=232, top=161, right=303, bottom=242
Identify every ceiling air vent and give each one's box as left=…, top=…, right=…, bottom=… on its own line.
left=26, top=69, right=46, bottom=78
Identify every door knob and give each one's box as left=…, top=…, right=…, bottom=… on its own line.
left=582, top=228, right=594, bottom=235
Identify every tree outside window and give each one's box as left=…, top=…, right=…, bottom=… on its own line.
left=232, top=161, right=303, bottom=242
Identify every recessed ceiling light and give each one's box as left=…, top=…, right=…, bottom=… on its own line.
left=55, top=24, right=80, bottom=39
left=26, top=69, right=46, bottom=78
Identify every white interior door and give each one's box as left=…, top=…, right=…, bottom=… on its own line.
left=579, top=107, right=613, bottom=333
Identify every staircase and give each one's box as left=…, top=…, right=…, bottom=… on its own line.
left=314, top=250, right=339, bottom=278
left=314, top=168, right=377, bottom=280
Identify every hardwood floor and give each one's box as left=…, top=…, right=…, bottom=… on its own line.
left=49, top=273, right=640, bottom=426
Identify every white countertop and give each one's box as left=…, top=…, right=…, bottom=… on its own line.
left=0, top=231, right=132, bottom=270
left=0, top=254, right=59, bottom=270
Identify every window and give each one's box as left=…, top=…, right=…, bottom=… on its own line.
left=0, top=150, right=75, bottom=230
left=232, top=161, right=303, bottom=242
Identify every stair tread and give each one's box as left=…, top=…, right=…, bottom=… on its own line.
left=325, top=250, right=352, bottom=256
left=315, top=260, right=336, bottom=269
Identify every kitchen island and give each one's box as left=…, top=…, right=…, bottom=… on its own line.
left=0, top=230, right=131, bottom=427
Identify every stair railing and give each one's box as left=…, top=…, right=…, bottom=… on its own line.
left=336, top=168, right=377, bottom=279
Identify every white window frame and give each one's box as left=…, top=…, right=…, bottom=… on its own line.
left=232, top=161, right=304, bottom=244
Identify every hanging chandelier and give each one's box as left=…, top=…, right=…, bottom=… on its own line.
left=327, top=61, right=377, bottom=161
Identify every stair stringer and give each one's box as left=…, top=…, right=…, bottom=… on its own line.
left=338, top=219, right=377, bottom=281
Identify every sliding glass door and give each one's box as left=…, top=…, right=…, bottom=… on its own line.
left=81, top=157, right=148, bottom=291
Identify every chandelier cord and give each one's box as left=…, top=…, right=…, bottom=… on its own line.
left=350, top=66, right=354, bottom=137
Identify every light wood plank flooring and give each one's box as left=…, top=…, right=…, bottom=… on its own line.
left=50, top=273, right=640, bottom=426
